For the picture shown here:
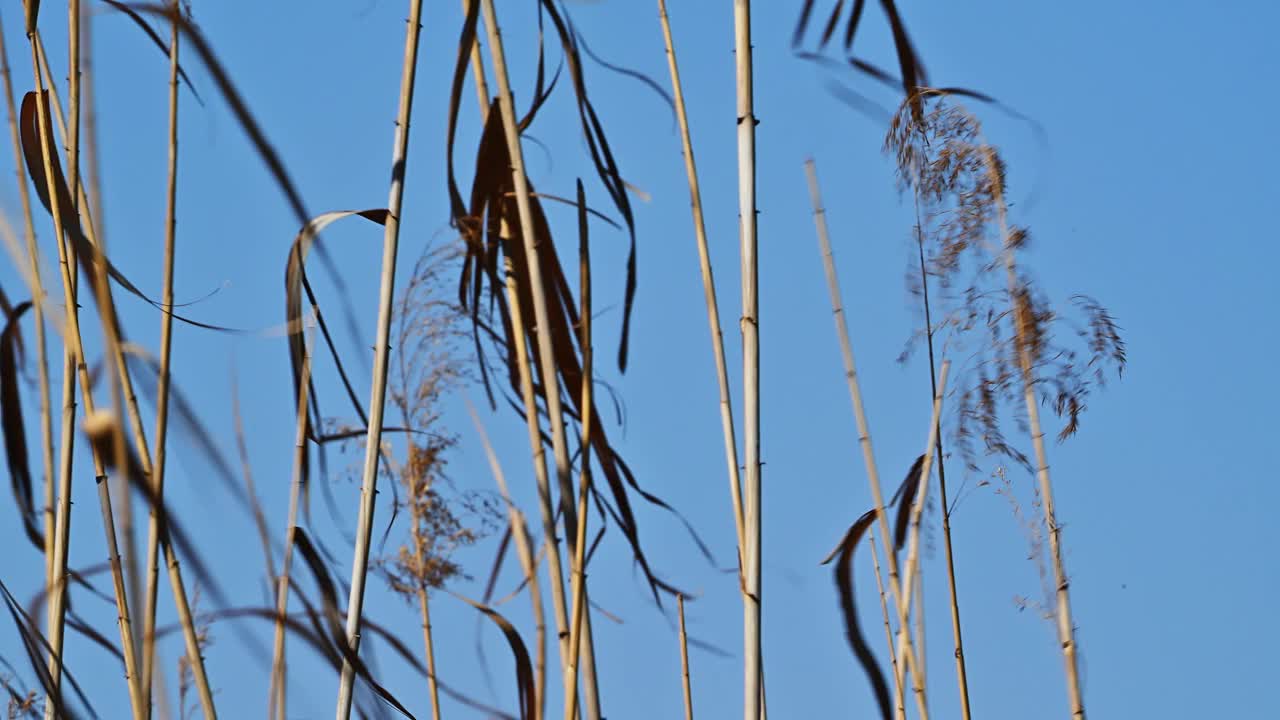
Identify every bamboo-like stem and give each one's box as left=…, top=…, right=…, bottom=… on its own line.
left=803, top=158, right=928, bottom=719
left=470, top=404, right=546, bottom=720
left=891, top=362, right=949, bottom=720
left=0, top=9, right=54, bottom=590
left=477, top=2, right=603, bottom=716
left=33, top=29, right=216, bottom=719
left=914, top=209, right=973, bottom=720
left=985, top=146, right=1086, bottom=719
left=677, top=594, right=693, bottom=720
left=268, top=318, right=314, bottom=720
left=565, top=194, right=594, bottom=720
left=656, top=0, right=744, bottom=564
left=868, top=537, right=902, bottom=717
left=25, top=40, right=148, bottom=719
left=913, top=570, right=926, bottom=690
left=96, top=474, right=146, bottom=715
left=416, top=567, right=443, bottom=720
left=459, top=0, right=490, bottom=117
left=140, top=4, right=181, bottom=714
left=732, top=3, right=763, bottom=719
left=334, top=3, right=424, bottom=715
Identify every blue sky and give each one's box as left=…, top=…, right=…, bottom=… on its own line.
left=1, top=1, right=1277, bottom=718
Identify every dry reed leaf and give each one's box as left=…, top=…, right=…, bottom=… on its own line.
left=450, top=591, right=536, bottom=720
left=99, top=0, right=203, bottom=104
left=890, top=454, right=925, bottom=553
left=821, top=509, right=892, bottom=720
left=289, top=528, right=417, bottom=719
left=0, top=578, right=94, bottom=720
left=0, top=301, right=40, bottom=552
left=19, top=91, right=237, bottom=333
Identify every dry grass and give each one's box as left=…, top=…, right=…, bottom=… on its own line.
left=0, top=4, right=1128, bottom=720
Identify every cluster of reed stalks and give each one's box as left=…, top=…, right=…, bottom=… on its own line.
left=0, top=2, right=1125, bottom=719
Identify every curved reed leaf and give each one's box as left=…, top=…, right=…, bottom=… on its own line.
left=450, top=592, right=535, bottom=720
left=0, top=578, right=94, bottom=720
left=821, top=510, right=892, bottom=720
left=98, top=0, right=203, bottom=104
left=288, top=528, right=417, bottom=719
left=1, top=301, right=40, bottom=552
left=18, top=91, right=237, bottom=333
left=890, top=454, right=925, bottom=553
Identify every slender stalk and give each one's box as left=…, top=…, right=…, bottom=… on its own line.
left=25, top=43, right=146, bottom=719
left=141, top=4, right=181, bottom=714
left=96, top=474, right=146, bottom=715
left=913, top=571, right=926, bottom=691
left=335, top=3, right=424, bottom=715
left=33, top=29, right=216, bottom=718
left=0, top=9, right=54, bottom=590
left=914, top=209, right=972, bottom=720
left=986, top=146, right=1085, bottom=719
left=477, top=2, right=603, bottom=716
left=470, top=405, right=546, bottom=720
left=731, top=3, right=763, bottom=719
left=268, top=318, right=314, bottom=720
left=803, top=158, right=928, bottom=719
left=565, top=199, right=594, bottom=720
left=656, top=0, right=744, bottom=564
left=868, top=537, right=902, bottom=717
left=415, top=566, right=442, bottom=720
left=891, top=362, right=949, bottom=720
left=459, top=0, right=489, bottom=116
left=677, top=594, right=693, bottom=720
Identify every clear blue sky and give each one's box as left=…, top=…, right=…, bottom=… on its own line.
left=2, top=1, right=1277, bottom=718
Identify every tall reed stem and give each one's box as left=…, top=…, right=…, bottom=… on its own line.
left=565, top=192, right=594, bottom=720
left=914, top=212, right=973, bottom=720
left=335, top=2, right=425, bottom=715
left=732, top=3, right=762, bottom=718
left=25, top=39, right=144, bottom=719
left=140, top=3, right=181, bottom=714
left=0, top=9, right=54, bottom=596
left=868, top=537, right=902, bottom=716
left=677, top=594, right=693, bottom=720
left=269, top=317, right=314, bottom=720
left=477, top=1, right=602, bottom=715
left=803, top=158, right=928, bottom=720
left=656, top=0, right=744, bottom=563
left=471, top=405, right=546, bottom=720
left=986, top=146, right=1086, bottom=719
left=892, top=361, right=949, bottom=720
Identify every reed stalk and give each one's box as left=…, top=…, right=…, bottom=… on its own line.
left=0, top=9, right=54, bottom=595
left=891, top=360, right=948, bottom=720
left=803, top=157, right=928, bottom=719
left=471, top=404, right=546, bottom=720
left=335, top=2, right=425, bottom=715
left=913, top=210, right=973, bottom=720
left=656, top=0, right=744, bottom=563
left=24, top=39, right=145, bottom=719
left=139, top=4, right=181, bottom=714
left=565, top=191, right=594, bottom=720
left=985, top=145, right=1086, bottom=719
left=32, top=17, right=215, bottom=717
left=677, top=594, right=693, bottom=720
left=868, top=537, right=902, bottom=717
left=268, top=317, right=314, bottom=720
left=731, top=3, right=763, bottom=718
left=477, top=1, right=603, bottom=715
